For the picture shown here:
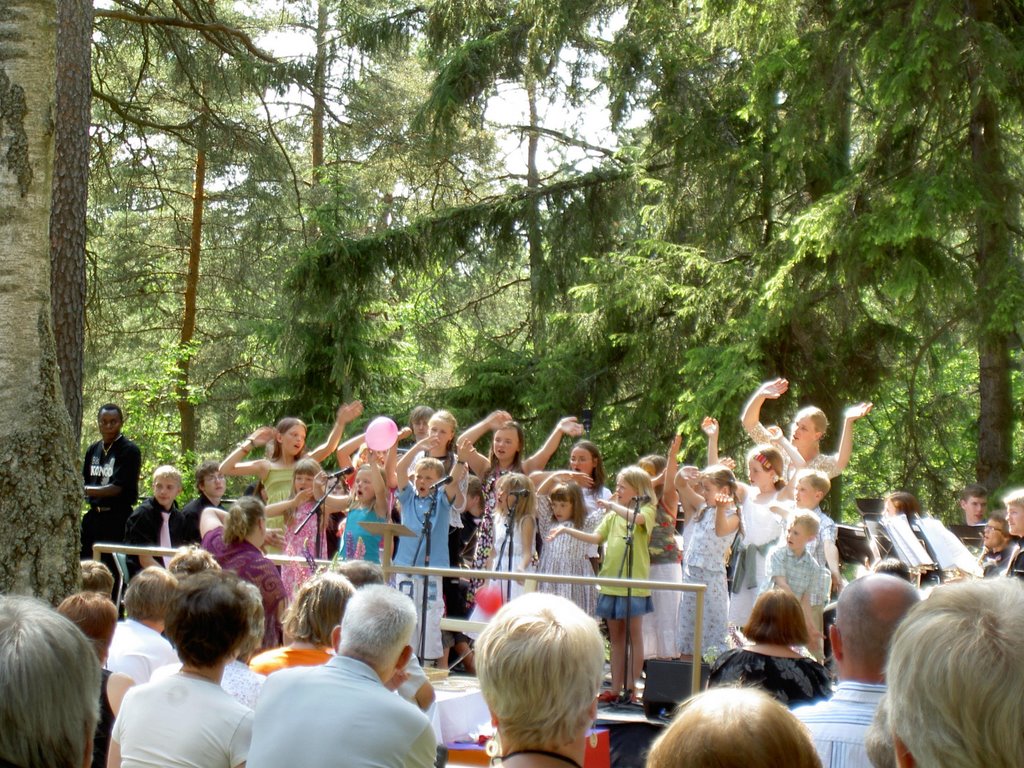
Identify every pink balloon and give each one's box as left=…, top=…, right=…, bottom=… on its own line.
left=365, top=416, right=399, bottom=451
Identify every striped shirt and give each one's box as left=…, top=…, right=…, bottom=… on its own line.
left=792, top=681, right=886, bottom=768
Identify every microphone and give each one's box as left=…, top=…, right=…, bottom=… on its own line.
left=581, top=408, right=593, bottom=434
left=326, top=467, right=355, bottom=480
left=430, top=475, right=453, bottom=491
left=633, top=494, right=651, bottom=504
left=510, top=489, right=531, bottom=498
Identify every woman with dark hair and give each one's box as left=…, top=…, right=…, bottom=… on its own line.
left=57, top=592, right=135, bottom=768
left=708, top=589, right=831, bottom=706
left=108, top=571, right=256, bottom=768
left=201, top=498, right=287, bottom=649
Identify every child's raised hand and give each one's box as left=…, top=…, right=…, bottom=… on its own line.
left=397, top=426, right=413, bottom=441
left=562, top=470, right=593, bottom=488
left=701, top=417, right=719, bottom=437
left=248, top=426, right=274, bottom=445
left=294, top=488, right=315, bottom=505
left=487, top=410, right=514, bottom=429
left=558, top=416, right=585, bottom=437
left=845, top=402, right=873, bottom=421
left=759, top=378, right=789, bottom=399
left=679, top=465, right=701, bottom=484
left=339, top=400, right=363, bottom=422
left=714, top=491, right=736, bottom=510
left=456, top=436, right=474, bottom=462
left=595, top=497, right=615, bottom=511
left=718, top=456, right=737, bottom=472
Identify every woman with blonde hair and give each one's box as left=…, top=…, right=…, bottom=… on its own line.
left=477, top=593, right=604, bottom=768
left=647, top=687, right=822, bottom=768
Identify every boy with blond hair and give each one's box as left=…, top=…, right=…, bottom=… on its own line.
left=762, top=511, right=828, bottom=649
left=1002, top=489, right=1024, bottom=580
left=125, top=465, right=189, bottom=575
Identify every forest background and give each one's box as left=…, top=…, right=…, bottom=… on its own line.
left=66, top=0, right=1024, bottom=526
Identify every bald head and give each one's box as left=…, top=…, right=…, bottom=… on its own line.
left=832, top=574, right=920, bottom=682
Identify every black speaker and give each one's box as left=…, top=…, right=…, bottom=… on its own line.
left=643, top=660, right=710, bottom=719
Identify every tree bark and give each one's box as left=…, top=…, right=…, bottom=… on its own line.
left=311, top=0, right=327, bottom=175
left=49, top=0, right=93, bottom=449
left=0, top=0, right=83, bottom=600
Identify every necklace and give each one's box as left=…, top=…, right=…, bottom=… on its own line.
left=498, top=750, right=582, bottom=768
left=101, top=434, right=122, bottom=458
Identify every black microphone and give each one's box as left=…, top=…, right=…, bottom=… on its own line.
left=326, top=467, right=355, bottom=480
left=430, top=475, right=453, bottom=491
left=510, top=489, right=531, bottom=498
left=633, top=494, right=651, bottom=504
left=581, top=408, right=593, bottom=434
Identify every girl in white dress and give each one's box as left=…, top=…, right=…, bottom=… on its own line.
left=536, top=481, right=597, bottom=615
left=487, top=473, right=537, bottom=602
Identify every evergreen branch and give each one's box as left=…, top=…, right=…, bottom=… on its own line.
left=91, top=88, right=199, bottom=137
left=95, top=8, right=277, bottom=62
left=504, top=123, right=617, bottom=158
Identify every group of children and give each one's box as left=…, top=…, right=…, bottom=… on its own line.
left=116, top=377, right=873, bottom=702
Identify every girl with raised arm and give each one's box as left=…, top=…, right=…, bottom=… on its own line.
left=220, top=401, right=363, bottom=550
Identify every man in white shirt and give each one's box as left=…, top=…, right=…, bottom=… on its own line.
left=247, top=585, right=436, bottom=768
left=108, top=567, right=179, bottom=683
left=793, top=574, right=919, bottom=768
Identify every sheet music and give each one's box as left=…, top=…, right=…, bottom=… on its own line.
left=916, top=517, right=983, bottom=577
left=880, top=515, right=934, bottom=568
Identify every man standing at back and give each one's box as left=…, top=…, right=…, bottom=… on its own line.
left=793, top=574, right=920, bottom=768
left=81, top=403, right=141, bottom=582
left=247, top=585, right=436, bottom=768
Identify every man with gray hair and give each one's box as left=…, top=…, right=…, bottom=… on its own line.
left=247, top=584, right=436, bottom=768
left=793, top=574, right=919, bottom=768
left=0, top=596, right=101, bottom=768
left=886, top=578, right=1024, bottom=768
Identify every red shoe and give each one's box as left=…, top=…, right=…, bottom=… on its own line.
left=597, top=691, right=618, bottom=704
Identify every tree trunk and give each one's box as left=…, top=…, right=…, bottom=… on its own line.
left=311, top=0, right=327, bottom=174
left=965, top=0, right=1014, bottom=492
left=525, top=72, right=545, bottom=350
left=0, top=0, right=83, bottom=600
left=49, top=0, right=93, bottom=448
left=176, top=132, right=206, bottom=455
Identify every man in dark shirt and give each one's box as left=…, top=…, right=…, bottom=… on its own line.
left=81, top=404, right=142, bottom=579
left=179, top=460, right=228, bottom=544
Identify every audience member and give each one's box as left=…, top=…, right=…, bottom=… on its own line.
left=328, top=559, right=434, bottom=710
left=709, top=589, right=831, bottom=707
left=221, top=580, right=269, bottom=709
left=107, top=567, right=179, bottom=683
left=109, top=571, right=255, bottom=768
left=180, top=460, right=228, bottom=543
left=124, top=465, right=190, bottom=574
left=247, top=585, right=436, bottom=768
left=0, top=595, right=101, bottom=768
left=57, top=592, right=135, bottom=768
left=793, top=574, right=920, bottom=768
left=958, top=483, right=988, bottom=526
left=885, top=579, right=1024, bottom=768
left=476, top=593, right=604, bottom=768
left=167, top=544, right=222, bottom=578
left=646, top=687, right=822, bottom=768
left=249, top=571, right=355, bottom=675
left=200, top=499, right=287, bottom=649
left=870, top=558, right=912, bottom=583
left=80, top=559, right=115, bottom=595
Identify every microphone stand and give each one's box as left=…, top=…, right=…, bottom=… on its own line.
left=295, top=475, right=342, bottom=560
left=615, top=497, right=642, bottom=705
left=409, top=487, right=439, bottom=663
